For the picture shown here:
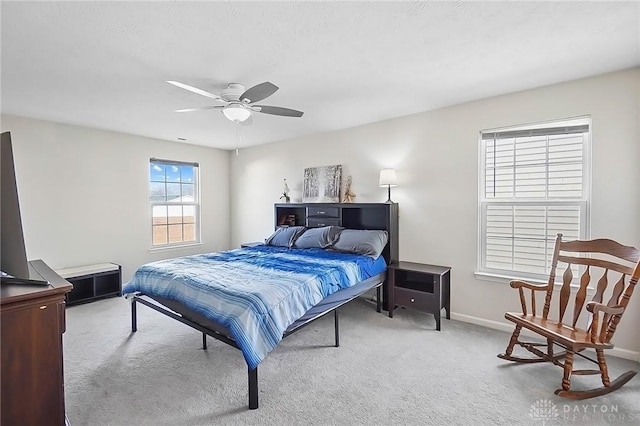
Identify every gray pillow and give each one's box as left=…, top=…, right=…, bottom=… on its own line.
left=264, top=226, right=306, bottom=248
left=331, top=229, right=389, bottom=259
left=293, top=226, right=343, bottom=249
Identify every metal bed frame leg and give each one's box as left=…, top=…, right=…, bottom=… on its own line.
left=376, top=285, right=381, bottom=313
left=248, top=367, right=258, bottom=410
left=131, top=297, right=137, bottom=332
left=334, top=309, right=340, bottom=347
left=202, top=333, right=207, bottom=350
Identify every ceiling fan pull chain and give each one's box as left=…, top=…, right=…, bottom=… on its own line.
left=236, top=122, right=241, bottom=156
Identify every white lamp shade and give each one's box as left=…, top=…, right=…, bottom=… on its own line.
left=222, top=104, right=251, bottom=122
left=379, top=168, right=398, bottom=187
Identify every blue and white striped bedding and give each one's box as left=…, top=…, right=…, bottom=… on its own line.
left=122, top=245, right=387, bottom=369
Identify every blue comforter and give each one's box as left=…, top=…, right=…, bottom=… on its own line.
left=122, top=245, right=386, bottom=369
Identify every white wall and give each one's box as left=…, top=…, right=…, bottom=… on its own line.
left=230, top=68, right=640, bottom=359
left=1, top=115, right=231, bottom=281
left=2, top=69, right=638, bottom=359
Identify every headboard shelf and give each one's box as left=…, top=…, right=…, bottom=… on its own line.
left=274, top=203, right=399, bottom=265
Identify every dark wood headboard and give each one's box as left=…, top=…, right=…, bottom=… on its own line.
left=274, top=203, right=399, bottom=265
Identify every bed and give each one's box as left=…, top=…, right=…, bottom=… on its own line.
left=123, top=202, right=398, bottom=409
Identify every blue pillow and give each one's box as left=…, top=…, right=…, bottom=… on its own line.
left=264, top=226, right=306, bottom=248
left=331, top=229, right=388, bottom=259
left=293, top=226, right=343, bottom=249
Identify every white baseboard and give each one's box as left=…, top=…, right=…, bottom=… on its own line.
left=609, top=347, right=640, bottom=363
left=450, top=312, right=640, bottom=363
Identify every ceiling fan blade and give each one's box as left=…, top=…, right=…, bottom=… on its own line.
left=240, top=82, right=279, bottom=103
left=167, top=81, right=224, bottom=102
left=253, top=105, right=304, bottom=118
left=175, top=106, right=223, bottom=113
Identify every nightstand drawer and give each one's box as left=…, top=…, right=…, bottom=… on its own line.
left=307, top=206, right=340, bottom=218
left=306, top=217, right=341, bottom=228
left=394, top=287, right=434, bottom=311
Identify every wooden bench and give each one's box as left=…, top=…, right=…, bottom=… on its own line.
left=498, top=233, right=640, bottom=399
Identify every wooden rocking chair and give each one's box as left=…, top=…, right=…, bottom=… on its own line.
left=498, top=233, right=640, bottom=399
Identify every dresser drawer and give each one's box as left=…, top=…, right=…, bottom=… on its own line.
left=307, top=206, right=340, bottom=218
left=306, top=217, right=341, bottom=228
left=394, top=287, right=436, bottom=312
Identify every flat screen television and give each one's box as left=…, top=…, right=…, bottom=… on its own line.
left=1, top=131, right=48, bottom=285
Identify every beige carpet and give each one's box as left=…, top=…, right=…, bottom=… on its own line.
left=63, top=297, right=640, bottom=425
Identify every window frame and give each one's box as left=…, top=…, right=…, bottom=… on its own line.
left=149, top=158, right=201, bottom=249
left=476, top=117, right=591, bottom=283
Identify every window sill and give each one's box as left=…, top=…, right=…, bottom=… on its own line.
left=149, top=242, right=203, bottom=252
left=474, top=271, right=590, bottom=293
left=474, top=271, right=548, bottom=285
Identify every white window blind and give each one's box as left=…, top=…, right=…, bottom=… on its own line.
left=479, top=119, right=590, bottom=280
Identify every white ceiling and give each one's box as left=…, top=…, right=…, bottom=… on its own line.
left=2, top=1, right=639, bottom=151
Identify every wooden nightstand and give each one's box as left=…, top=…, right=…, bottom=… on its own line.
left=388, top=261, right=451, bottom=331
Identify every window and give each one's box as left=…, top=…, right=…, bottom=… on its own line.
left=478, top=118, right=590, bottom=281
left=149, top=159, right=199, bottom=247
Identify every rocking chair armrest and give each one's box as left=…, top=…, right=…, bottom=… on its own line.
left=586, top=301, right=624, bottom=316
left=509, top=280, right=548, bottom=291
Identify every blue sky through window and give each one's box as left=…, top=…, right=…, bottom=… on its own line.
left=150, top=162, right=196, bottom=202
left=150, top=163, right=194, bottom=182
left=150, top=163, right=165, bottom=182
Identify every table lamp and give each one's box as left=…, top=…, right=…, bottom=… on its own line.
left=379, top=168, right=398, bottom=203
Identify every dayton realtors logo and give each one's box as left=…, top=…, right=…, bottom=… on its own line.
left=562, top=403, right=636, bottom=423
left=529, top=399, right=637, bottom=424
left=529, top=399, right=560, bottom=424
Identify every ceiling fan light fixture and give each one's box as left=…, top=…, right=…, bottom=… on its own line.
left=222, top=104, right=251, bottom=123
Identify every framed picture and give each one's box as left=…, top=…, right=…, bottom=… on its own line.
left=302, top=165, right=342, bottom=203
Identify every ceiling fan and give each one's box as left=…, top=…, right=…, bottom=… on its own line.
left=167, top=81, right=304, bottom=124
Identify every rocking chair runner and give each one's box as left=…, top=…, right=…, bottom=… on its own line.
left=498, top=233, right=640, bottom=400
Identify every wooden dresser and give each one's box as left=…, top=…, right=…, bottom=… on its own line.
left=1, top=260, right=73, bottom=426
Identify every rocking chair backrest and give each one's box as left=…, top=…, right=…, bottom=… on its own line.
left=542, top=234, right=640, bottom=343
